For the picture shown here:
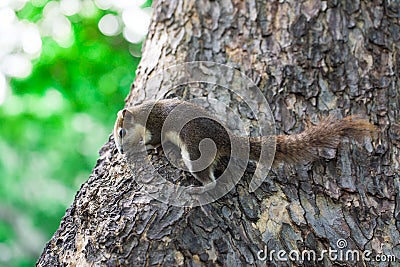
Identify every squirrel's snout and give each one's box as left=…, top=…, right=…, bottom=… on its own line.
left=116, top=145, right=124, bottom=154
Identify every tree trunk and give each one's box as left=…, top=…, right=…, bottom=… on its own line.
left=37, top=0, right=399, bottom=266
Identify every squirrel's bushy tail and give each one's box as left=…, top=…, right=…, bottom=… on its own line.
left=274, top=115, right=375, bottom=163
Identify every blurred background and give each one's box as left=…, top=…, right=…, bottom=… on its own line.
left=0, top=0, right=152, bottom=266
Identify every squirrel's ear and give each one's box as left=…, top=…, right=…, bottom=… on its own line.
left=122, top=108, right=133, bottom=118
left=117, top=109, right=129, bottom=118
left=122, top=109, right=135, bottom=126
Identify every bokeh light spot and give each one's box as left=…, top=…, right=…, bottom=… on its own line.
left=0, top=7, right=16, bottom=25
left=122, top=7, right=150, bottom=36
left=80, top=0, right=97, bottom=18
left=98, top=14, right=120, bottom=36
left=94, top=0, right=112, bottom=10
left=1, top=54, right=32, bottom=78
left=0, top=73, right=7, bottom=105
left=60, top=0, right=81, bottom=16
left=113, top=0, right=147, bottom=9
left=72, top=113, right=95, bottom=133
left=8, top=0, right=29, bottom=11
left=31, top=0, right=47, bottom=7
left=22, top=24, right=42, bottom=56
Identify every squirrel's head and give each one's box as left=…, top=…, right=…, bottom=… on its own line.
left=113, top=108, right=151, bottom=155
left=113, top=109, right=128, bottom=154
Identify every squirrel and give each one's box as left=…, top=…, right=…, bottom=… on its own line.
left=114, top=99, right=374, bottom=187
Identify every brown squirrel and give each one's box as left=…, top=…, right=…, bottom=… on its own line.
left=114, top=99, right=374, bottom=186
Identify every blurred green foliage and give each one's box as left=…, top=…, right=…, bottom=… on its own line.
left=0, top=1, right=151, bottom=266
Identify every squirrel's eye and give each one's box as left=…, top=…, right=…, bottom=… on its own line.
left=119, top=128, right=126, bottom=138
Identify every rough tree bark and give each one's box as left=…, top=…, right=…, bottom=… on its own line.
left=38, top=0, right=399, bottom=266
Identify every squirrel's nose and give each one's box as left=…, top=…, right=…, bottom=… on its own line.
left=117, top=146, right=124, bottom=154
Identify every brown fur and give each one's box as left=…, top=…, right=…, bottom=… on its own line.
left=273, top=115, right=375, bottom=163
left=114, top=99, right=375, bottom=186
